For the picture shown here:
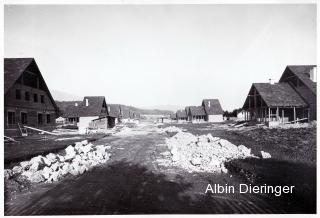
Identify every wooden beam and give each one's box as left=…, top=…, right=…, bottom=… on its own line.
left=293, top=107, right=296, bottom=123
left=23, top=125, right=58, bottom=135
left=268, top=107, right=271, bottom=122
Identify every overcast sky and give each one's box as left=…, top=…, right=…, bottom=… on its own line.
left=4, top=4, right=316, bottom=111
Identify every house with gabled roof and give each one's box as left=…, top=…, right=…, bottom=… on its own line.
left=279, top=65, right=317, bottom=120
left=60, top=96, right=117, bottom=133
left=176, top=109, right=187, bottom=122
left=242, top=65, right=316, bottom=126
left=201, top=99, right=224, bottom=122
left=4, top=58, right=59, bottom=136
left=187, top=106, right=206, bottom=123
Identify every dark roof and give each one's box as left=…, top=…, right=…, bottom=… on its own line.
left=170, top=113, right=177, bottom=119
left=189, top=106, right=206, bottom=116
left=284, top=65, right=317, bottom=94
left=56, top=101, right=82, bottom=113
left=120, top=106, right=130, bottom=119
left=202, top=99, right=223, bottom=115
left=108, top=104, right=121, bottom=118
left=63, top=96, right=108, bottom=117
left=245, top=83, right=308, bottom=108
left=176, top=109, right=187, bottom=118
left=4, top=58, right=59, bottom=112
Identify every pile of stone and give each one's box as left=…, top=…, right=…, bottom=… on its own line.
left=165, top=131, right=257, bottom=173
left=159, top=126, right=184, bottom=133
left=5, top=140, right=111, bottom=183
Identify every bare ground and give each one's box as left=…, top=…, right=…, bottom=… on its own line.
left=4, top=122, right=316, bottom=214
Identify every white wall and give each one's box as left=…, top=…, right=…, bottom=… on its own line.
left=78, top=116, right=99, bottom=134
left=208, top=115, right=223, bottom=122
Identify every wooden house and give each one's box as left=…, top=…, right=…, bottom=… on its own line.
left=242, top=65, right=316, bottom=126
left=201, top=99, right=224, bottom=122
left=176, top=109, right=187, bottom=122
left=61, top=96, right=117, bottom=133
left=4, top=58, right=59, bottom=136
left=187, top=106, right=206, bottom=123
left=242, top=83, right=309, bottom=126
left=279, top=65, right=317, bottom=120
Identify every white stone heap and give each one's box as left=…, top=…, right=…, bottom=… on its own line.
left=164, top=131, right=257, bottom=173
left=6, top=140, right=111, bottom=183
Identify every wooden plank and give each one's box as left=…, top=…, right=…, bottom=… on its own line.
left=23, top=125, right=58, bottom=135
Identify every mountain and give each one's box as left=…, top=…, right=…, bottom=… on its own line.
left=116, top=104, right=174, bottom=115
left=141, top=105, right=184, bottom=113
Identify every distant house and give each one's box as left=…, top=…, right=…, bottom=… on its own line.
left=4, top=58, right=59, bottom=136
left=187, top=106, right=206, bottom=123
left=108, top=104, right=121, bottom=124
left=61, top=96, right=117, bottom=133
left=170, top=113, right=177, bottom=122
left=242, top=65, right=316, bottom=126
left=201, top=99, right=224, bottom=122
left=176, top=109, right=187, bottom=122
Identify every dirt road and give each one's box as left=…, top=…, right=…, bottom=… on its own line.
left=5, top=122, right=315, bottom=214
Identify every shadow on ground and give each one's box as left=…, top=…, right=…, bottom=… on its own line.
left=225, top=158, right=316, bottom=214
left=6, top=159, right=316, bottom=215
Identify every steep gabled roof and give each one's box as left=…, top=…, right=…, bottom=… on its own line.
left=243, top=83, right=308, bottom=108
left=280, top=65, right=317, bottom=94
left=4, top=58, right=59, bottom=111
left=170, top=113, right=177, bottom=119
left=202, top=99, right=223, bottom=115
left=189, top=106, right=206, bottom=116
left=176, top=109, right=187, bottom=118
left=108, top=104, right=121, bottom=118
left=63, top=96, right=108, bottom=117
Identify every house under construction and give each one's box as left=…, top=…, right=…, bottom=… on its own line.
left=242, top=65, right=316, bottom=126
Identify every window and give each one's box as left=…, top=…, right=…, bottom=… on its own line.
left=34, top=94, right=38, bottom=102
left=21, top=112, right=28, bottom=124
left=25, top=92, right=30, bottom=101
left=8, top=111, right=15, bottom=125
left=16, top=89, right=21, bottom=100
left=41, top=95, right=45, bottom=103
left=38, top=113, right=43, bottom=125
left=46, top=114, right=51, bottom=124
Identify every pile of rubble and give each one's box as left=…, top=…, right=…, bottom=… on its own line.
left=158, top=126, right=185, bottom=133
left=4, top=140, right=111, bottom=183
left=163, top=131, right=259, bottom=173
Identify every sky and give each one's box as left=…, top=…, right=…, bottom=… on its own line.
left=4, top=4, right=316, bottom=111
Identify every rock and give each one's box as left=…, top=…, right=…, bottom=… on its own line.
left=80, top=143, right=93, bottom=154
left=30, top=171, right=45, bottom=183
left=20, top=161, right=31, bottom=169
left=41, top=167, right=53, bottom=180
left=105, top=145, right=111, bottom=150
left=46, top=153, right=57, bottom=163
left=65, top=145, right=76, bottom=160
left=190, top=157, right=202, bottom=166
left=261, top=151, right=272, bottom=159
left=12, top=166, right=23, bottom=174
left=81, top=140, right=88, bottom=145
left=238, top=145, right=252, bottom=157
left=4, top=169, right=12, bottom=179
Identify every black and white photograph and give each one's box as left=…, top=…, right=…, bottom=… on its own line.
left=3, top=1, right=318, bottom=215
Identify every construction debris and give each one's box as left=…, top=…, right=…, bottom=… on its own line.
left=5, top=140, right=111, bottom=183
left=161, top=129, right=257, bottom=173
left=23, top=125, right=58, bottom=136
left=261, top=151, right=272, bottom=159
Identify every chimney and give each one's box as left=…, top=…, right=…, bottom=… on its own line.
left=75, top=103, right=78, bottom=107
left=208, top=101, right=211, bottom=108
left=85, top=98, right=89, bottom=106
left=269, top=78, right=274, bottom=85
left=310, top=66, right=317, bottom=82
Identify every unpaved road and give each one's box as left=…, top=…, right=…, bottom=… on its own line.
left=5, top=123, right=313, bottom=214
